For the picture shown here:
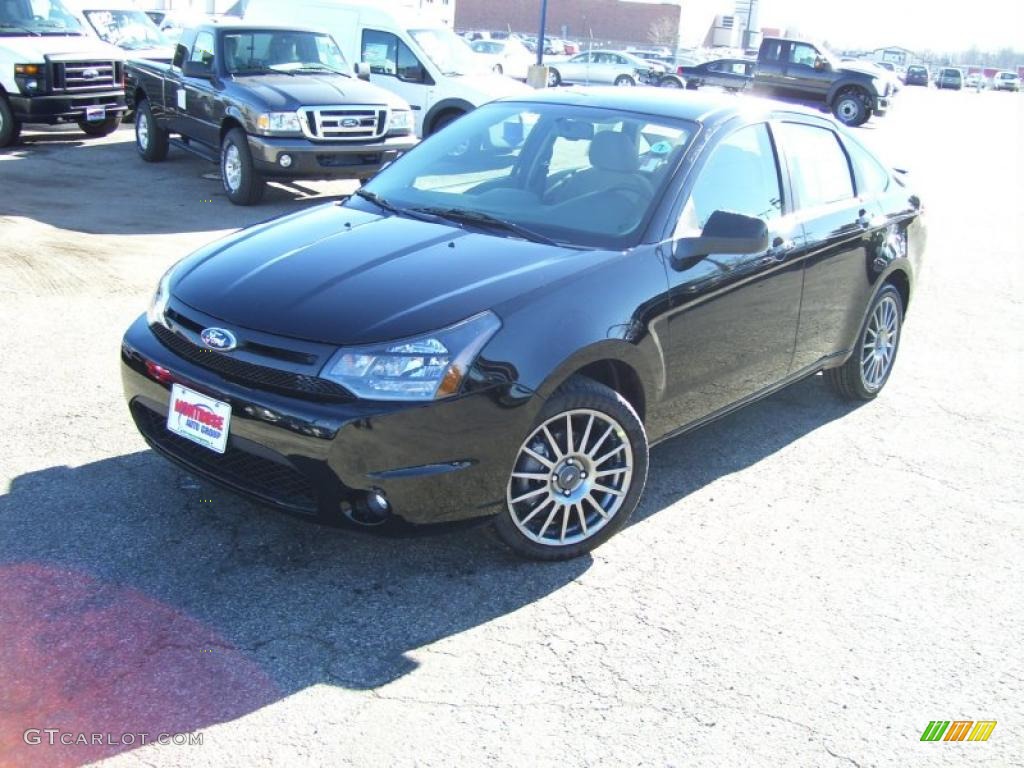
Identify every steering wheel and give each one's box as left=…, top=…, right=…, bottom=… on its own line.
left=606, top=177, right=654, bottom=204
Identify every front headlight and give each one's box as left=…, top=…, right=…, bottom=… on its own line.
left=321, top=311, right=501, bottom=401
left=256, top=112, right=303, bottom=134
left=146, top=264, right=176, bottom=326
left=386, top=109, right=413, bottom=134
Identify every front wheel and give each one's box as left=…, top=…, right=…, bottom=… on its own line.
left=832, top=89, right=869, bottom=126
left=614, top=75, right=636, bottom=87
left=495, top=376, right=649, bottom=561
left=825, top=284, right=904, bottom=400
left=659, top=76, right=682, bottom=88
left=77, top=115, right=122, bottom=137
left=547, top=68, right=562, bottom=87
left=0, top=96, right=21, bottom=147
left=221, top=128, right=265, bottom=206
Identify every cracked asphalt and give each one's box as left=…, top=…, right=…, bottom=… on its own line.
left=1, top=86, right=1022, bottom=767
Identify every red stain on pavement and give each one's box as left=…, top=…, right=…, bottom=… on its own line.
left=0, top=563, right=279, bottom=767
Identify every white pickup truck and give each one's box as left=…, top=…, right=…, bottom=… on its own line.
left=1, top=0, right=127, bottom=147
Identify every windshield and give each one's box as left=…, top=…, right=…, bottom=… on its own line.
left=222, top=30, right=347, bottom=75
left=83, top=10, right=170, bottom=49
left=0, top=0, right=84, bottom=35
left=410, top=27, right=480, bottom=76
left=356, top=102, right=697, bottom=249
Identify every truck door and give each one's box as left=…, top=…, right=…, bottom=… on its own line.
left=181, top=29, right=220, bottom=150
left=783, top=42, right=833, bottom=98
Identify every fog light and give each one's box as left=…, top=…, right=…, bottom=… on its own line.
left=26, top=79, right=39, bottom=91
left=278, top=154, right=293, bottom=169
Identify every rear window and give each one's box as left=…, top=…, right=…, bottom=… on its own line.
left=775, top=122, right=854, bottom=209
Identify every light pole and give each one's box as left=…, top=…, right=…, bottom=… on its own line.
left=537, top=0, right=549, bottom=66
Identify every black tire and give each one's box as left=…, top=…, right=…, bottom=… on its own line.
left=220, top=127, right=265, bottom=206
left=832, top=88, right=869, bottom=127
left=547, top=68, right=561, bottom=87
left=614, top=75, right=636, bottom=87
left=0, top=96, right=21, bottom=147
left=825, top=284, right=904, bottom=401
left=685, top=80, right=699, bottom=90
left=77, top=115, right=122, bottom=137
left=429, top=110, right=464, bottom=136
left=493, top=63, right=503, bottom=75
left=659, top=76, right=683, bottom=88
left=494, top=375, right=649, bottom=561
left=134, top=99, right=169, bottom=162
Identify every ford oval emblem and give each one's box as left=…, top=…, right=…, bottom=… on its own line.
left=200, top=327, right=237, bottom=351
left=341, top=117, right=360, bottom=128
left=83, top=68, right=99, bottom=80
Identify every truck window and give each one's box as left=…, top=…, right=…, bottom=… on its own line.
left=190, top=30, right=215, bottom=67
left=776, top=122, right=854, bottom=208
left=761, top=41, right=783, bottom=62
left=361, top=29, right=422, bottom=81
left=788, top=43, right=817, bottom=68
left=675, top=123, right=783, bottom=238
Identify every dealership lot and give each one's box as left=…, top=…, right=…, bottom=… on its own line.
left=1, top=85, right=1021, bottom=766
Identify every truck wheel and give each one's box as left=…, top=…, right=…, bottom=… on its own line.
left=659, top=76, right=682, bottom=88
left=0, top=96, right=21, bottom=147
left=547, top=68, right=561, bottom=87
left=832, top=88, right=869, bottom=127
left=135, top=99, right=169, bottom=162
left=78, top=115, right=122, bottom=137
left=221, top=128, right=265, bottom=205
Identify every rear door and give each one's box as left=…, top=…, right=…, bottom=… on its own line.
left=775, top=120, right=884, bottom=371
left=660, top=121, right=805, bottom=424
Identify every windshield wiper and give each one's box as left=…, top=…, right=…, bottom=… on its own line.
left=293, top=63, right=347, bottom=76
left=0, top=23, right=40, bottom=36
left=353, top=189, right=445, bottom=224
left=411, top=207, right=559, bottom=245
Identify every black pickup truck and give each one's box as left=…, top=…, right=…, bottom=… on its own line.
left=750, top=37, right=892, bottom=127
left=126, top=23, right=418, bottom=204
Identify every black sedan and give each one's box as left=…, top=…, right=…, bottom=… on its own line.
left=661, top=58, right=754, bottom=91
left=121, top=89, right=925, bottom=560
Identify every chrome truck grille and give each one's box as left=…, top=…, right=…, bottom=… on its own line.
left=300, top=106, right=388, bottom=141
left=51, top=60, right=120, bottom=92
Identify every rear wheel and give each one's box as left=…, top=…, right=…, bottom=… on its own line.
left=134, top=99, right=169, bottom=162
left=78, top=115, right=122, bottom=137
left=825, top=284, right=904, bottom=400
left=495, top=376, right=649, bottom=561
left=492, top=63, right=503, bottom=75
left=659, top=76, right=682, bottom=88
left=614, top=75, right=636, bottom=87
left=832, top=88, right=869, bottom=126
left=221, top=127, right=265, bottom=205
left=547, top=68, right=562, bottom=87
left=0, top=96, right=21, bottom=147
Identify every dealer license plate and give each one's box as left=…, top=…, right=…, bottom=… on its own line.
left=85, top=106, right=106, bottom=122
left=167, top=384, right=231, bottom=454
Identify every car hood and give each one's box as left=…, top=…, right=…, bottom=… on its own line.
left=172, top=203, right=613, bottom=346
left=123, top=46, right=175, bottom=63
left=233, top=74, right=409, bottom=111
left=838, top=63, right=884, bottom=79
left=0, top=35, right=125, bottom=61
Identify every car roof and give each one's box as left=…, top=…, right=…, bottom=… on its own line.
left=497, top=87, right=832, bottom=130
left=196, top=22, right=324, bottom=34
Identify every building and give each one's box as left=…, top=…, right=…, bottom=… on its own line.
left=869, top=46, right=919, bottom=67
left=454, top=0, right=680, bottom=49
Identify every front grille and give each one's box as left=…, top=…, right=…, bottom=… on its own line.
left=133, top=403, right=317, bottom=512
left=152, top=323, right=352, bottom=401
left=51, top=60, right=119, bottom=92
left=301, top=105, right=387, bottom=141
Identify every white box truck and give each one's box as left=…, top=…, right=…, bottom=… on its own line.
left=1, top=0, right=128, bottom=147
left=243, top=0, right=530, bottom=137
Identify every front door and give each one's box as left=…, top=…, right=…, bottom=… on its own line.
left=182, top=29, right=220, bottom=150
left=361, top=29, right=432, bottom=135
left=659, top=122, right=804, bottom=428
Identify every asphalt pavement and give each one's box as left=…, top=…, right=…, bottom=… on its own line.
left=0, top=85, right=1021, bottom=767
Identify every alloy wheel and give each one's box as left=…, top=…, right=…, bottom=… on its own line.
left=223, top=143, right=242, bottom=191
left=837, top=97, right=859, bottom=122
left=860, top=294, right=900, bottom=391
left=507, top=409, right=634, bottom=546
left=136, top=111, right=150, bottom=150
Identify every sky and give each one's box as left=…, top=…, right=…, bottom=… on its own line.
left=680, top=0, right=1023, bottom=52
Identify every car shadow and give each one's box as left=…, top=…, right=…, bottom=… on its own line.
left=0, top=127, right=356, bottom=236
left=0, top=373, right=859, bottom=766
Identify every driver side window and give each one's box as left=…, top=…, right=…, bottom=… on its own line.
left=675, top=123, right=783, bottom=238
left=361, top=29, right=423, bottom=81
left=788, top=43, right=818, bottom=68
left=190, top=31, right=215, bottom=66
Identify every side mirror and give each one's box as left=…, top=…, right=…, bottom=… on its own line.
left=354, top=61, right=371, bottom=81
left=671, top=210, right=770, bottom=271
left=182, top=59, right=213, bottom=79
left=398, top=64, right=426, bottom=83
left=813, top=55, right=829, bottom=71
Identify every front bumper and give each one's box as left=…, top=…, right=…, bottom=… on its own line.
left=121, top=316, right=536, bottom=527
left=9, top=90, right=128, bottom=125
left=247, top=133, right=418, bottom=180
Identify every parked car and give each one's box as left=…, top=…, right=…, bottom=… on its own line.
left=122, top=89, right=925, bottom=560
left=547, top=50, right=654, bottom=87
left=469, top=38, right=533, bottom=79
left=935, top=67, right=963, bottom=90
left=751, top=37, right=892, bottom=127
left=904, top=64, right=929, bottom=86
left=126, top=23, right=417, bottom=204
left=0, top=0, right=127, bottom=147
left=73, top=1, right=176, bottom=63
left=244, top=0, right=529, bottom=136
left=965, top=72, right=984, bottom=89
left=144, top=9, right=209, bottom=40
left=992, top=70, right=1020, bottom=91
left=661, top=58, right=753, bottom=90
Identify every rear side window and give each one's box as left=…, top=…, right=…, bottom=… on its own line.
left=843, top=136, right=890, bottom=195
left=776, top=122, right=854, bottom=209
left=675, top=123, right=783, bottom=237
